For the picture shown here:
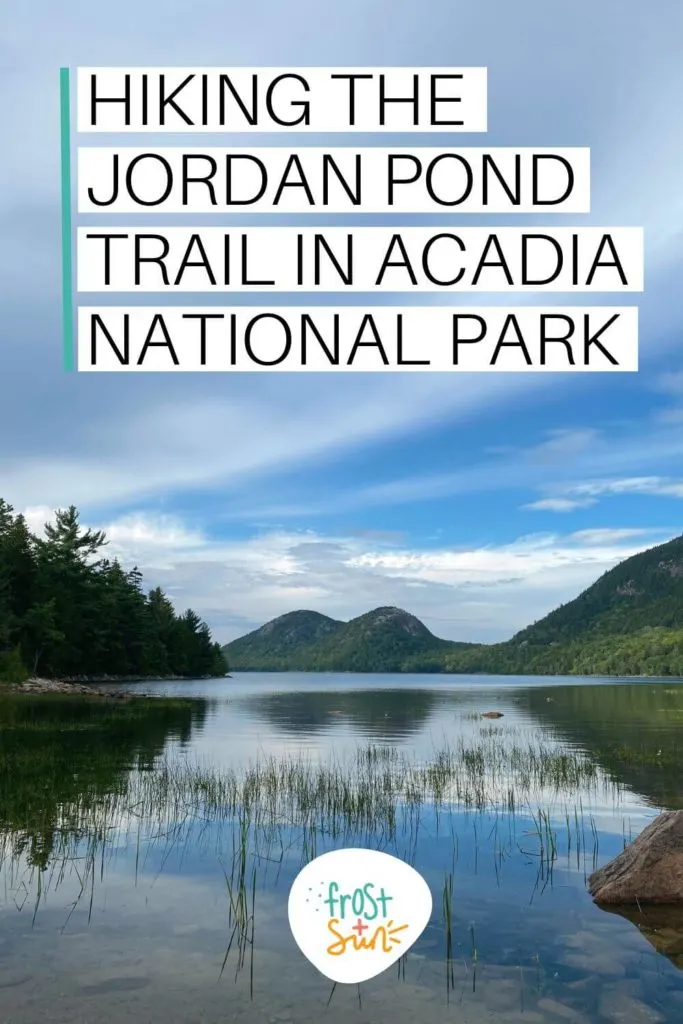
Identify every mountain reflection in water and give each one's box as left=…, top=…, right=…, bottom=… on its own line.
left=1, top=674, right=683, bottom=1023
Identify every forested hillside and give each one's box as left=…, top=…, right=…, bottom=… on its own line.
left=509, top=534, right=683, bottom=644
left=0, top=499, right=227, bottom=682
left=225, top=610, right=344, bottom=669
left=225, top=605, right=474, bottom=672
left=443, top=532, right=683, bottom=676
left=225, top=534, right=683, bottom=676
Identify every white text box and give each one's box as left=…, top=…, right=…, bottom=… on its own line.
left=77, top=147, right=591, bottom=214
left=77, top=306, right=638, bottom=372
left=77, top=226, right=642, bottom=292
left=76, top=67, right=488, bottom=133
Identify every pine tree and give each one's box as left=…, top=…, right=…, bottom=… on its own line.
left=0, top=499, right=227, bottom=682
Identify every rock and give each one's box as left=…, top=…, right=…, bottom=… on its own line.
left=9, top=677, right=136, bottom=700
left=481, top=711, right=504, bottom=719
left=589, top=811, right=683, bottom=904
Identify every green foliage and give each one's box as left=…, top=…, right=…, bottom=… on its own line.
left=442, top=626, right=683, bottom=678
left=224, top=536, right=683, bottom=676
left=0, top=693, right=207, bottom=868
left=224, top=609, right=343, bottom=669
left=224, top=605, right=475, bottom=672
left=511, top=533, right=683, bottom=645
left=0, top=647, right=29, bottom=684
left=0, top=498, right=227, bottom=681
left=508, top=681, right=683, bottom=810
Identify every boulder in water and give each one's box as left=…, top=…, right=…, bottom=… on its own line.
left=589, top=811, right=683, bottom=905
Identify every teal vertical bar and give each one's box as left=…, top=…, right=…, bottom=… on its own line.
left=60, top=67, right=74, bottom=371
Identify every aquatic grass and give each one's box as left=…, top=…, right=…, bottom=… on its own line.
left=220, top=811, right=256, bottom=997
left=469, top=922, right=478, bottom=993
left=442, top=871, right=455, bottom=997
left=0, top=725, right=626, bottom=992
left=1, top=732, right=622, bottom=876
left=0, top=743, right=633, bottom=1009
left=1, top=690, right=678, bottom=1008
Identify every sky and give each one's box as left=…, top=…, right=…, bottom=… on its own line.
left=2, top=0, right=683, bottom=644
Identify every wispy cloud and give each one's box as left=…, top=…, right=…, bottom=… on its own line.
left=535, top=476, right=683, bottom=506
left=1, top=375, right=543, bottom=512
left=227, top=426, right=683, bottom=522
left=3, top=0, right=683, bottom=643
left=523, top=497, right=597, bottom=512
left=23, top=507, right=671, bottom=644
left=2, top=0, right=683, bottom=523
left=567, top=527, right=660, bottom=546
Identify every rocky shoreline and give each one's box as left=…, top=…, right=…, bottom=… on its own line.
left=61, top=674, right=190, bottom=683
left=4, top=672, right=229, bottom=698
left=8, top=677, right=138, bottom=699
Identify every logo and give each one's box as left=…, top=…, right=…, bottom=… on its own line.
left=287, top=848, right=432, bottom=984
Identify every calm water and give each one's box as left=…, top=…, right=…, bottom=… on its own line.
left=2, top=673, right=683, bottom=1023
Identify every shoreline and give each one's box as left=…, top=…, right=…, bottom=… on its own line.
left=3, top=673, right=230, bottom=698
left=225, top=668, right=681, bottom=680
left=5, top=671, right=677, bottom=697
left=60, top=673, right=228, bottom=683
left=6, top=677, right=138, bottom=698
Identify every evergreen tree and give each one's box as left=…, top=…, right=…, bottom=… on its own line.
left=0, top=499, right=228, bottom=682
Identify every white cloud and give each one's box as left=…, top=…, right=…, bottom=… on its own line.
left=1, top=0, right=683, bottom=523
left=523, top=497, right=596, bottom=512
left=269, top=428, right=609, bottom=517
left=1, top=375, right=543, bottom=512
left=569, top=477, right=683, bottom=498
left=523, top=474, right=683, bottom=514
left=525, top=428, right=601, bottom=464
left=22, top=505, right=58, bottom=535
left=2, top=0, right=683, bottom=674
left=232, top=427, right=683, bottom=522
left=551, top=476, right=683, bottom=501
left=567, top=527, right=661, bottom=546
left=27, top=508, right=673, bottom=645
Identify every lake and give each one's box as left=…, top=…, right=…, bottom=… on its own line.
left=2, top=672, right=683, bottom=1023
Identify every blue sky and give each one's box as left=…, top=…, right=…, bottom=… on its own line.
left=2, top=0, right=683, bottom=644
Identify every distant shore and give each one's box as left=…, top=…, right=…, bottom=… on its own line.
left=224, top=667, right=680, bottom=680
left=60, top=673, right=229, bottom=683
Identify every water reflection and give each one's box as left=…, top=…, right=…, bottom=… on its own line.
left=599, top=904, right=683, bottom=971
left=515, top=682, right=683, bottom=809
left=1, top=676, right=683, bottom=1023
left=0, top=693, right=208, bottom=868
left=239, top=687, right=438, bottom=738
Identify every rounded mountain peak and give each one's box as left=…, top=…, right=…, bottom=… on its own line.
left=351, top=606, right=435, bottom=637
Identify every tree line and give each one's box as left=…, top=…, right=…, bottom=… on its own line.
left=228, top=624, right=683, bottom=677
left=0, top=499, right=227, bottom=682
left=399, top=627, right=683, bottom=677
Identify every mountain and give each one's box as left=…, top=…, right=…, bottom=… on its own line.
left=299, top=606, right=472, bottom=672
left=223, top=534, right=683, bottom=675
left=224, top=610, right=343, bottom=670
left=511, top=533, right=683, bottom=644
left=225, top=605, right=475, bottom=672
left=443, top=533, right=683, bottom=676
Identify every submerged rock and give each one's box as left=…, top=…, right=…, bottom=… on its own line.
left=589, top=811, right=683, bottom=904
left=599, top=903, right=683, bottom=971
